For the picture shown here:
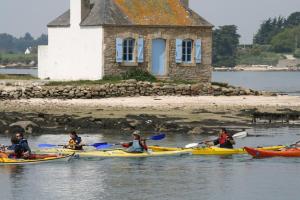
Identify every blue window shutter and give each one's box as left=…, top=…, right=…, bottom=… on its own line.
left=116, top=38, right=123, bottom=63
left=195, top=39, right=202, bottom=64
left=175, top=39, right=182, bottom=63
left=137, top=38, right=144, bottom=63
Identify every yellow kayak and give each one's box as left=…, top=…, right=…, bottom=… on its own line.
left=149, top=145, right=285, bottom=155
left=0, top=153, right=74, bottom=165
left=35, top=148, right=192, bottom=158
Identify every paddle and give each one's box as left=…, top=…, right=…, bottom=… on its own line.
left=287, top=140, right=300, bottom=148
left=96, top=133, right=166, bottom=149
left=185, top=131, right=248, bottom=148
left=38, top=142, right=108, bottom=149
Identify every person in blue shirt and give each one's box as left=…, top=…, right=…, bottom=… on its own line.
left=16, top=132, right=31, bottom=158
left=5, top=135, right=24, bottom=159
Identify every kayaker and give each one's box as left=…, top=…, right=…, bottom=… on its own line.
left=65, top=131, right=83, bottom=150
left=205, top=128, right=236, bottom=149
left=16, top=132, right=31, bottom=157
left=5, top=135, right=24, bottom=159
left=121, top=131, right=148, bottom=153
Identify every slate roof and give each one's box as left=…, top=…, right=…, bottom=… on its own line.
left=48, top=0, right=213, bottom=27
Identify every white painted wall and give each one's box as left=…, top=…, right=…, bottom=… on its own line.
left=38, top=0, right=104, bottom=80
left=38, top=45, right=49, bottom=78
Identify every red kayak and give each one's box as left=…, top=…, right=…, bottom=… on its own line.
left=245, top=147, right=300, bottom=158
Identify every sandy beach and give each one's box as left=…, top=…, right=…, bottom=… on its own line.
left=1, top=95, right=300, bottom=111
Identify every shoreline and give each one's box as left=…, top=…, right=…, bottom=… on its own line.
left=2, top=96, right=300, bottom=110
left=1, top=96, right=300, bottom=135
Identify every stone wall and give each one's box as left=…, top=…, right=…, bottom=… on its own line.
left=0, top=80, right=266, bottom=100
left=103, top=26, right=212, bottom=82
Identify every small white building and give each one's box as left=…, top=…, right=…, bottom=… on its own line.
left=25, top=47, right=31, bottom=55
left=38, top=0, right=213, bottom=81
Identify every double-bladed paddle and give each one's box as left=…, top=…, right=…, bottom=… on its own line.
left=38, top=142, right=108, bottom=149
left=287, top=140, right=300, bottom=148
left=96, top=133, right=166, bottom=149
left=185, top=131, right=248, bottom=148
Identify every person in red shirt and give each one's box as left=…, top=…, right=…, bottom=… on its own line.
left=205, top=128, right=236, bottom=149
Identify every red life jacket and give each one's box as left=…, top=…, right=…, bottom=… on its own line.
left=219, top=133, right=229, bottom=145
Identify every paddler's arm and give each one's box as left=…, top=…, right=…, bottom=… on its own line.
left=121, top=142, right=133, bottom=148
left=141, top=139, right=148, bottom=151
left=228, top=136, right=236, bottom=145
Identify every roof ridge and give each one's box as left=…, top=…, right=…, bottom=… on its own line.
left=48, top=0, right=213, bottom=27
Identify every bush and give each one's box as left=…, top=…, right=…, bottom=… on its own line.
left=102, top=75, right=122, bottom=81
left=122, top=69, right=156, bottom=82
left=294, top=48, right=300, bottom=58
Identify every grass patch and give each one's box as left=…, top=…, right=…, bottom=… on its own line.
left=45, top=79, right=122, bottom=86
left=161, top=79, right=198, bottom=85
left=0, top=74, right=38, bottom=80
left=0, top=53, right=37, bottom=65
left=237, top=51, right=284, bottom=66
left=211, top=82, right=229, bottom=87
left=236, top=46, right=284, bottom=66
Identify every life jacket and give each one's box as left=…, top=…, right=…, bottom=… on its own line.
left=68, top=136, right=82, bottom=150
left=132, top=140, right=143, bottom=152
left=219, top=133, right=229, bottom=145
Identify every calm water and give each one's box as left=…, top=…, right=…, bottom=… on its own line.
left=0, top=68, right=37, bottom=77
left=213, top=71, right=300, bottom=95
left=1, top=128, right=300, bottom=200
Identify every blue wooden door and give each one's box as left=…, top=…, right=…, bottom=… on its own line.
left=152, top=39, right=166, bottom=76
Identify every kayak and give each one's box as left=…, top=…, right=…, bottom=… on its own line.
left=245, top=147, right=300, bottom=158
left=79, top=149, right=192, bottom=158
left=36, top=148, right=192, bottom=158
left=149, top=145, right=285, bottom=155
left=0, top=152, right=74, bottom=165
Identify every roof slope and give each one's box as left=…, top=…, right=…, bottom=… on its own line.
left=48, top=0, right=212, bottom=27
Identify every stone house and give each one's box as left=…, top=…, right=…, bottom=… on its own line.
left=38, top=0, right=213, bottom=81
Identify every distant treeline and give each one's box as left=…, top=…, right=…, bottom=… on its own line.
left=254, top=12, right=300, bottom=51
left=213, top=12, right=300, bottom=67
left=0, top=33, right=48, bottom=53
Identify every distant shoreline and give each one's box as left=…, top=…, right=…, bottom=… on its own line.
left=214, top=67, right=300, bottom=72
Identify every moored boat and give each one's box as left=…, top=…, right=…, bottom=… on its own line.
left=245, top=147, right=300, bottom=158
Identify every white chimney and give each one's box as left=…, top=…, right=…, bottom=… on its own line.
left=181, top=0, right=189, bottom=8
left=70, top=0, right=90, bottom=27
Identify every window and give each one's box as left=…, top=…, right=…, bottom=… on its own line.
left=123, top=38, right=135, bottom=62
left=182, top=39, right=193, bottom=63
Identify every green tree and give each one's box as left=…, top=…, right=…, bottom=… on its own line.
left=271, top=26, right=300, bottom=53
left=16, top=33, right=35, bottom=52
left=254, top=17, right=286, bottom=45
left=35, top=34, right=48, bottom=46
left=0, top=33, right=15, bottom=52
left=285, top=12, right=300, bottom=27
left=213, top=25, right=240, bottom=67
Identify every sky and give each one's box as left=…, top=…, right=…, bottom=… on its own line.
left=0, top=0, right=300, bottom=44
